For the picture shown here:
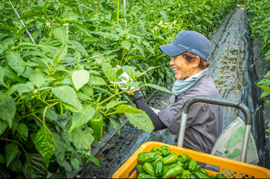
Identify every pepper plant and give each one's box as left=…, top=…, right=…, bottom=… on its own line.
left=0, top=0, right=238, bottom=178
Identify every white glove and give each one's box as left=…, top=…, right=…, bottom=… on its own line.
left=150, top=107, right=160, bottom=114
left=110, top=65, right=134, bottom=93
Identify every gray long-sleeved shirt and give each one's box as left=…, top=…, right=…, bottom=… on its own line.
left=132, top=70, right=223, bottom=154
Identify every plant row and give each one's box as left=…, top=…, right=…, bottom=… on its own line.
left=0, top=0, right=238, bottom=178
left=245, top=0, right=270, bottom=134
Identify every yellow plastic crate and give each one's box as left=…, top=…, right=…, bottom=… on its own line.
left=112, top=141, right=270, bottom=178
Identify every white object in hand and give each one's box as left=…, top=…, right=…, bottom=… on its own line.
left=110, top=65, right=134, bottom=92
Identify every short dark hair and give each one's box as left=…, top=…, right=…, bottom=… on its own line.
left=181, top=52, right=210, bottom=70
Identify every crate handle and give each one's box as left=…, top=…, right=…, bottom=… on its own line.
left=177, top=96, right=252, bottom=163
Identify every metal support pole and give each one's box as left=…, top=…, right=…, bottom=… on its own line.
left=63, top=49, right=121, bottom=67
left=8, top=0, right=36, bottom=45
left=77, top=0, right=85, bottom=22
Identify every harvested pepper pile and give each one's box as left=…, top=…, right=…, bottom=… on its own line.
left=136, top=145, right=226, bottom=178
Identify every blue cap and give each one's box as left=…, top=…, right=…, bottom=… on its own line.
left=159, top=30, right=211, bottom=60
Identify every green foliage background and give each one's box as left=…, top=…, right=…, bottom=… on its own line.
left=0, top=0, right=238, bottom=178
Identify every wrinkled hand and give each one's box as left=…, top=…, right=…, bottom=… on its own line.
left=110, top=65, right=134, bottom=93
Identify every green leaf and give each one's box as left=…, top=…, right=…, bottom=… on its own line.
left=89, top=76, right=106, bottom=85
left=72, top=70, right=90, bottom=91
left=122, top=65, right=137, bottom=79
left=59, top=160, right=72, bottom=173
left=63, top=103, right=81, bottom=113
left=85, top=154, right=101, bottom=166
left=74, top=51, right=81, bottom=68
left=8, top=157, right=22, bottom=173
left=0, top=66, right=6, bottom=87
left=17, top=82, right=34, bottom=95
left=52, top=26, right=67, bottom=44
left=68, top=40, right=88, bottom=57
left=125, top=113, right=154, bottom=133
left=136, top=67, right=157, bottom=78
left=0, top=119, right=7, bottom=136
left=80, top=84, right=93, bottom=97
left=265, top=102, right=270, bottom=106
left=101, top=61, right=117, bottom=82
left=52, top=86, right=81, bottom=111
left=38, top=108, right=58, bottom=122
left=260, top=91, right=270, bottom=99
left=71, top=158, right=80, bottom=172
left=144, top=84, right=174, bottom=94
left=257, top=85, right=270, bottom=93
left=22, top=153, right=47, bottom=179
left=6, top=51, right=25, bottom=76
left=0, top=96, right=16, bottom=128
left=121, top=40, right=131, bottom=51
left=69, top=105, right=95, bottom=132
left=17, top=123, right=29, bottom=138
left=74, top=23, right=92, bottom=37
left=0, top=153, right=4, bottom=164
left=109, top=118, right=120, bottom=135
left=113, top=104, right=145, bottom=114
left=5, top=143, right=18, bottom=167
left=53, top=43, right=67, bottom=64
left=51, top=132, right=65, bottom=163
left=67, top=127, right=94, bottom=150
left=142, top=41, right=155, bottom=55
left=34, top=123, right=55, bottom=167
left=265, top=71, right=270, bottom=78
left=30, top=74, right=45, bottom=89
left=106, top=101, right=128, bottom=109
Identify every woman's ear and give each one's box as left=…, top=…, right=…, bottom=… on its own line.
left=193, top=56, right=200, bottom=67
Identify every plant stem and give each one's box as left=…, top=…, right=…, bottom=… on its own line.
left=99, top=89, right=128, bottom=105
left=43, top=106, right=48, bottom=122
left=32, top=113, right=43, bottom=123
left=1, top=139, right=28, bottom=158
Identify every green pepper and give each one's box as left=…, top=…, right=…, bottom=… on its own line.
left=216, top=174, right=226, bottom=178
left=142, top=162, right=155, bottom=176
left=178, top=154, right=192, bottom=163
left=161, top=153, right=178, bottom=165
left=152, top=155, right=163, bottom=167
left=182, top=170, right=191, bottom=176
left=162, top=164, right=184, bottom=179
left=190, top=174, right=197, bottom=179
left=136, top=164, right=145, bottom=173
left=88, top=115, right=103, bottom=142
left=200, top=169, right=209, bottom=177
left=161, top=145, right=170, bottom=157
left=194, top=171, right=209, bottom=178
left=188, top=159, right=197, bottom=172
left=181, top=175, right=189, bottom=179
left=154, top=161, right=163, bottom=177
left=182, top=162, right=189, bottom=170
left=163, top=163, right=178, bottom=174
left=151, top=147, right=162, bottom=156
left=138, top=152, right=157, bottom=163
left=137, top=173, right=156, bottom=179
left=210, top=175, right=216, bottom=179
left=193, top=165, right=201, bottom=173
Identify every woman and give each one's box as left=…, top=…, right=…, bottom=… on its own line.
left=119, top=31, right=223, bottom=155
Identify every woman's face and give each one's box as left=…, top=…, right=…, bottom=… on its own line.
left=169, top=52, right=200, bottom=80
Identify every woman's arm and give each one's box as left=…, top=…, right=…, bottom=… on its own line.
left=131, top=90, right=166, bottom=131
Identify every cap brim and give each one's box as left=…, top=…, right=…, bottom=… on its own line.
left=159, top=44, right=186, bottom=57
